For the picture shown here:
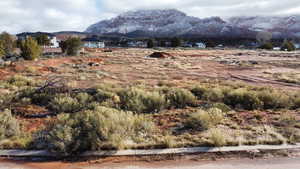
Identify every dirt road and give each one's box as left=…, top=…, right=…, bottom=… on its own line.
left=1, top=157, right=300, bottom=169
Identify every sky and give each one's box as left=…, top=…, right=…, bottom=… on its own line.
left=1, top=0, right=300, bottom=34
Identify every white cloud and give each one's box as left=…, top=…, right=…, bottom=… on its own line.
left=0, top=0, right=300, bottom=34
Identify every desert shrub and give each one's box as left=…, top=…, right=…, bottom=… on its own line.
left=164, top=88, right=196, bottom=108
left=48, top=94, right=82, bottom=113
left=186, top=108, right=224, bottom=130
left=224, top=88, right=263, bottom=110
left=259, top=42, right=273, bottom=50
left=119, top=88, right=167, bottom=113
left=44, top=106, right=156, bottom=154
left=208, top=128, right=227, bottom=147
left=191, top=86, right=208, bottom=99
left=20, top=37, right=42, bottom=60
left=6, top=75, right=37, bottom=88
left=210, top=103, right=231, bottom=113
left=281, top=41, right=295, bottom=51
left=294, top=97, right=300, bottom=109
left=0, top=109, right=20, bottom=140
left=202, top=88, right=225, bottom=102
left=94, top=89, right=119, bottom=102
left=75, top=92, right=93, bottom=104
left=257, top=90, right=291, bottom=109
left=280, top=113, right=298, bottom=127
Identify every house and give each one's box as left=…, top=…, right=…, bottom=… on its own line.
left=127, top=41, right=147, bottom=48
left=195, top=42, right=206, bottom=49
left=293, top=43, right=300, bottom=49
left=16, top=32, right=59, bottom=48
left=82, top=37, right=105, bottom=48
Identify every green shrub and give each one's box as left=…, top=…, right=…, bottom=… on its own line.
left=0, top=41, right=5, bottom=58
left=20, top=37, right=42, bottom=60
left=259, top=42, right=273, bottom=50
left=225, top=88, right=263, bottom=110
left=257, top=90, right=291, bottom=109
left=44, top=106, right=156, bottom=154
left=0, top=109, right=20, bottom=140
left=165, top=88, right=196, bottom=108
left=186, top=108, right=224, bottom=130
left=281, top=41, right=295, bottom=51
left=119, top=88, right=167, bottom=113
left=202, top=88, right=225, bottom=102
left=0, top=32, right=14, bottom=56
left=49, top=94, right=82, bottom=113
left=191, top=86, right=208, bottom=99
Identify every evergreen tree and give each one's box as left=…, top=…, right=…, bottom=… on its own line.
left=0, top=41, right=5, bottom=58
left=281, top=40, right=296, bottom=51
left=20, top=37, right=42, bottom=60
left=60, top=37, right=82, bottom=56
left=259, top=42, right=273, bottom=50
left=0, top=32, right=14, bottom=56
left=171, top=37, right=181, bottom=47
left=147, top=39, right=154, bottom=48
left=36, top=34, right=50, bottom=46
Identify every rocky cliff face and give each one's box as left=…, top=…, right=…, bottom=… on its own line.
left=86, top=9, right=300, bottom=38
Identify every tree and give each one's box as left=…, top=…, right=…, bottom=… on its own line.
left=147, top=39, right=154, bottom=48
left=281, top=40, right=295, bottom=51
left=160, top=40, right=167, bottom=47
left=259, top=42, right=273, bottom=50
left=171, top=37, right=181, bottom=47
left=36, top=34, right=50, bottom=46
left=206, top=40, right=216, bottom=48
left=0, top=32, right=15, bottom=56
left=60, top=37, right=82, bottom=56
left=0, top=41, right=5, bottom=58
left=20, top=37, right=42, bottom=60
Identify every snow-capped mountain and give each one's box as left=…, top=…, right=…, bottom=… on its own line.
left=86, top=9, right=300, bottom=38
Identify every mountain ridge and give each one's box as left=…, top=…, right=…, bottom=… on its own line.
left=86, top=9, right=300, bottom=38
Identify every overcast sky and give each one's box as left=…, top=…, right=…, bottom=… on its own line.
left=1, top=0, right=300, bottom=34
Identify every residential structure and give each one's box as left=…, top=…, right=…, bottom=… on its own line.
left=195, top=42, right=206, bottom=48
left=82, top=37, right=105, bottom=48
left=16, top=32, right=59, bottom=48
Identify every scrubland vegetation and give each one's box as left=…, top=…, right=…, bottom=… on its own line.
left=0, top=74, right=299, bottom=154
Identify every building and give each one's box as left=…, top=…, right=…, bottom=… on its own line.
left=16, top=32, right=59, bottom=48
left=195, top=42, right=206, bottom=49
left=82, top=37, right=105, bottom=48
left=127, top=41, right=147, bottom=48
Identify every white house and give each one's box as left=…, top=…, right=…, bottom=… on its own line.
left=294, top=43, right=300, bottom=49
left=195, top=42, right=206, bottom=49
left=82, top=37, right=105, bottom=48
left=49, top=36, right=59, bottom=48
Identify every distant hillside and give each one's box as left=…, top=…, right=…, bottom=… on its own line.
left=86, top=9, right=300, bottom=39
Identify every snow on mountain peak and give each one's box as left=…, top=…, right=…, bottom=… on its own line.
left=86, top=9, right=300, bottom=38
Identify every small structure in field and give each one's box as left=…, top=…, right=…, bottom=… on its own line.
left=82, top=37, right=105, bottom=48
left=195, top=42, right=206, bottom=49
left=148, top=52, right=173, bottom=59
